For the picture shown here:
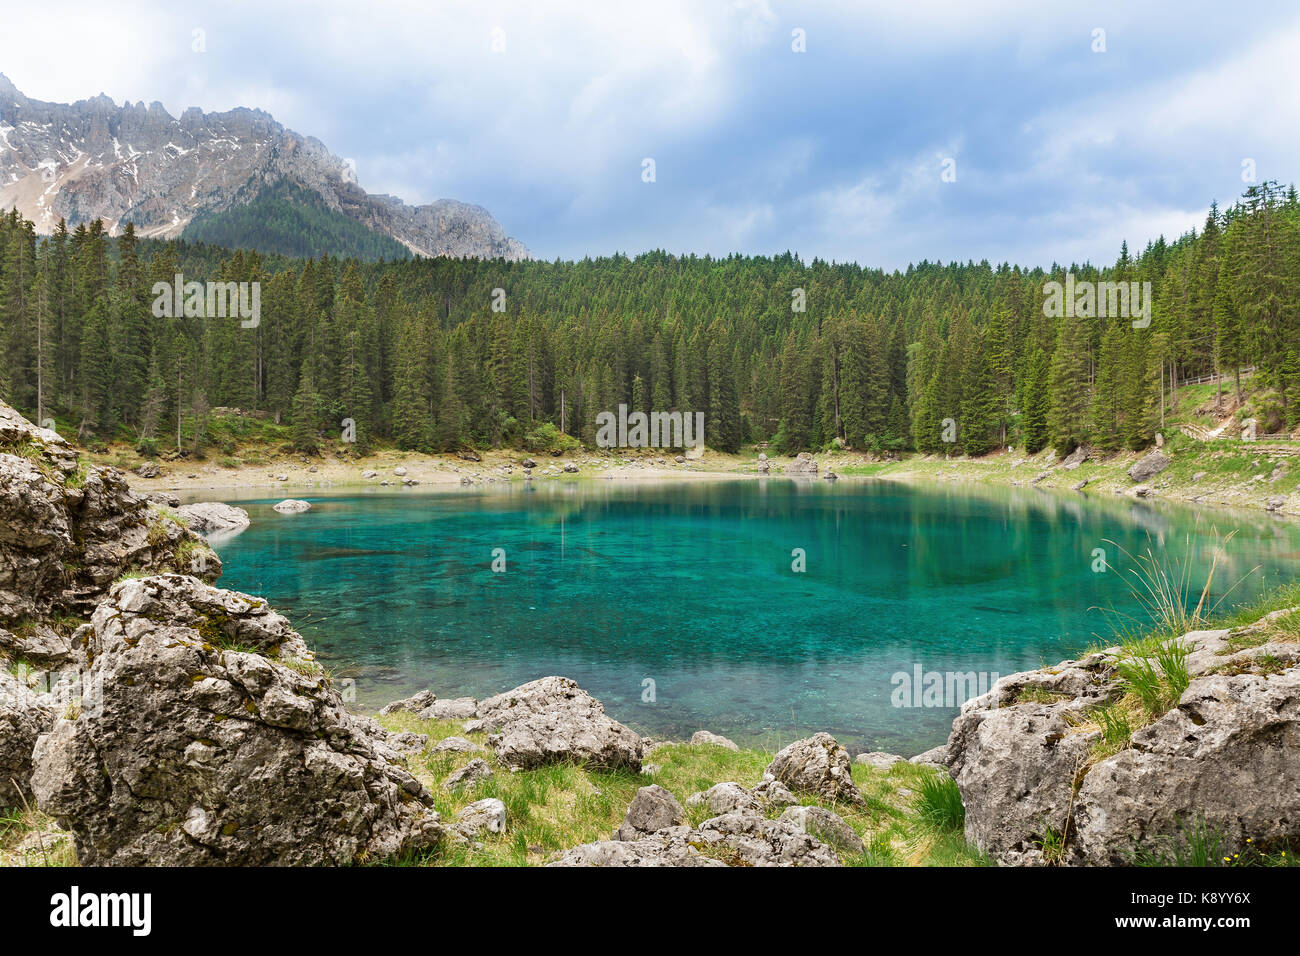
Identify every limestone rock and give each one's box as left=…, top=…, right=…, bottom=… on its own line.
left=693, top=810, right=842, bottom=867
left=455, top=798, right=506, bottom=837
left=1127, top=450, right=1170, bottom=482
left=765, top=733, right=864, bottom=804
left=779, top=805, right=865, bottom=854
left=472, top=676, right=642, bottom=771
left=690, top=729, right=739, bottom=750
left=177, top=501, right=251, bottom=534
left=29, top=574, right=445, bottom=865
left=379, top=689, right=436, bottom=716
left=750, top=779, right=799, bottom=808
left=1059, top=445, right=1092, bottom=470
left=687, top=781, right=759, bottom=814
left=615, top=785, right=685, bottom=840
left=948, top=618, right=1300, bottom=865
left=272, top=498, right=311, bottom=514
left=445, top=758, right=494, bottom=791
left=0, top=401, right=220, bottom=629
left=0, top=668, right=56, bottom=805
left=420, top=697, right=478, bottom=720
left=910, top=744, right=950, bottom=769
left=548, top=827, right=725, bottom=867
left=431, top=736, right=484, bottom=754
left=855, top=751, right=905, bottom=770
left=787, top=452, right=818, bottom=475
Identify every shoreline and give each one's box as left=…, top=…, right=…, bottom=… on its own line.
left=113, top=441, right=1299, bottom=522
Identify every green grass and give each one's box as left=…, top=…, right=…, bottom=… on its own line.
left=375, top=712, right=987, bottom=867
left=915, top=774, right=965, bottom=832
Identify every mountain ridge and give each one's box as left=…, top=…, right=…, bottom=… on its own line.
left=0, top=74, right=529, bottom=260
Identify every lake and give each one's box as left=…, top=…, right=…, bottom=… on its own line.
left=205, top=478, right=1300, bottom=755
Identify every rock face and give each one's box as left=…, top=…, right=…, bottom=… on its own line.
left=0, top=401, right=220, bottom=630
left=31, top=574, right=445, bottom=865
left=615, top=785, right=685, bottom=840
left=469, top=676, right=643, bottom=771
left=177, top=501, right=251, bottom=534
left=765, top=733, right=864, bottom=805
left=1127, top=450, right=1170, bottom=482
left=0, top=74, right=528, bottom=259
left=0, top=668, right=56, bottom=805
left=948, top=614, right=1300, bottom=865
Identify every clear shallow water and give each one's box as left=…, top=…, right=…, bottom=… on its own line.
left=205, top=479, right=1300, bottom=755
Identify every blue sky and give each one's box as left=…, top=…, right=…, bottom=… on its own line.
left=3, top=1, right=1298, bottom=268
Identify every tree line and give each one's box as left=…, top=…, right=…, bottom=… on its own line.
left=0, top=181, right=1297, bottom=459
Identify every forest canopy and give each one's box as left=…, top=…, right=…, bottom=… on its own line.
left=0, top=181, right=1297, bottom=459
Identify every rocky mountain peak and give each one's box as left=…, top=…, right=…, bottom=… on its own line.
left=0, top=78, right=528, bottom=260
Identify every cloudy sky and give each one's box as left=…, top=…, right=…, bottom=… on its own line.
left=2, top=1, right=1297, bottom=268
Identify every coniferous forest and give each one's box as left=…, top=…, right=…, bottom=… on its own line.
left=0, top=181, right=1297, bottom=461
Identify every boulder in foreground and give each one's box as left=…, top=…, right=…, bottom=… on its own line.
left=948, top=611, right=1300, bottom=865
left=31, top=574, right=445, bottom=865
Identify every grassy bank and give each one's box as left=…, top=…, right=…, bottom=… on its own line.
left=376, top=712, right=986, bottom=868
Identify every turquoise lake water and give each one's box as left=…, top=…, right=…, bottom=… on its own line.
left=205, top=479, right=1300, bottom=755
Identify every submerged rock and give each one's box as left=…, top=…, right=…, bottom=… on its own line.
left=30, top=574, right=445, bottom=866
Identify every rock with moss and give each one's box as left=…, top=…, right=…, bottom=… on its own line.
left=764, top=732, right=864, bottom=805
left=692, top=810, right=843, bottom=866
left=948, top=614, right=1300, bottom=865
left=0, top=401, right=219, bottom=637
left=30, top=574, right=445, bottom=865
